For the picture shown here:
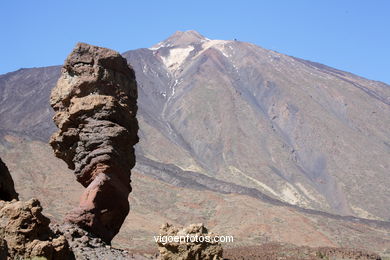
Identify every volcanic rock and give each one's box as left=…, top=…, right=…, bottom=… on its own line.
left=0, top=238, right=7, bottom=260
left=0, top=198, right=71, bottom=259
left=51, top=223, right=155, bottom=260
left=49, top=42, right=139, bottom=243
left=0, top=158, right=18, bottom=201
left=157, top=223, right=223, bottom=260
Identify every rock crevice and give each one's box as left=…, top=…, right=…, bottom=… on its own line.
left=0, top=158, right=18, bottom=201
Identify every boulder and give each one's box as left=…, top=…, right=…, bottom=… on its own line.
left=157, top=223, right=223, bottom=260
left=0, top=198, right=71, bottom=259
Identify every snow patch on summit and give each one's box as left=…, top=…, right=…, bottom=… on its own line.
left=192, top=40, right=232, bottom=60
left=149, top=42, right=172, bottom=50
left=161, top=46, right=194, bottom=72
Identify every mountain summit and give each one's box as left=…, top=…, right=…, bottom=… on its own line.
left=151, top=30, right=207, bottom=49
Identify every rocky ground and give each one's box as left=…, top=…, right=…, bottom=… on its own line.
left=0, top=195, right=156, bottom=260
left=51, top=223, right=156, bottom=260
left=0, top=154, right=389, bottom=260
left=223, top=243, right=383, bottom=260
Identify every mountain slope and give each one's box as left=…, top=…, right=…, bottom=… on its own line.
left=1, top=138, right=389, bottom=253
left=122, top=30, right=390, bottom=219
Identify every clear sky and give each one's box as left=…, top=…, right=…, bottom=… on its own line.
left=1, top=0, right=389, bottom=84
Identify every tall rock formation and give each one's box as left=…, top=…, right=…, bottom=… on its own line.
left=49, top=43, right=139, bottom=243
left=0, top=158, right=18, bottom=201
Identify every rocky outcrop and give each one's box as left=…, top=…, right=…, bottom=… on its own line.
left=0, top=185, right=146, bottom=260
left=157, top=223, right=223, bottom=260
left=49, top=42, right=139, bottom=243
left=0, top=158, right=18, bottom=201
left=51, top=223, right=154, bottom=260
left=0, top=198, right=72, bottom=259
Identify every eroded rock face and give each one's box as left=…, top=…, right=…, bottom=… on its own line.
left=157, top=223, right=223, bottom=260
left=0, top=158, right=18, bottom=201
left=0, top=198, right=71, bottom=259
left=50, top=42, right=139, bottom=243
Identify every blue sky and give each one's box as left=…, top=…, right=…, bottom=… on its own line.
left=1, top=0, right=389, bottom=84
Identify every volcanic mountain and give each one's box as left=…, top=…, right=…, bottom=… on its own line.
left=0, top=31, right=389, bottom=253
